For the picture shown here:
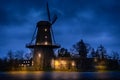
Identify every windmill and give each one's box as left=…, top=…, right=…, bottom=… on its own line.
left=26, top=2, right=60, bottom=70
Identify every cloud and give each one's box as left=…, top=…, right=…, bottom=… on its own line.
left=0, top=0, right=120, bottom=57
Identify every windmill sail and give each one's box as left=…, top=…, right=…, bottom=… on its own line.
left=46, top=2, right=51, bottom=21
left=52, top=14, right=57, bottom=24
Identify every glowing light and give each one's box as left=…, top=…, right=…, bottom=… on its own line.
left=94, top=59, right=107, bottom=72
left=38, top=53, right=41, bottom=58
left=72, top=61, right=75, bottom=66
left=51, top=59, right=55, bottom=68
left=32, top=61, right=33, bottom=66
left=36, top=43, right=40, bottom=45
left=95, top=65, right=106, bottom=71
left=27, top=64, right=29, bottom=66
left=45, top=41, right=48, bottom=45
left=94, top=57, right=97, bottom=62
left=61, top=60, right=66, bottom=65
left=55, top=60, right=59, bottom=66
left=45, top=28, right=47, bottom=31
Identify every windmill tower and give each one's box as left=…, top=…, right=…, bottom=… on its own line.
left=26, top=3, right=60, bottom=70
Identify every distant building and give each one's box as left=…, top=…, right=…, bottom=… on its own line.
left=19, top=59, right=32, bottom=67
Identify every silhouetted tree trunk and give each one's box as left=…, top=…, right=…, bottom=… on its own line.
left=112, top=51, right=119, bottom=60
left=7, top=50, right=15, bottom=70
left=73, top=39, right=89, bottom=59
left=7, top=50, right=14, bottom=61
left=96, top=45, right=107, bottom=59
left=91, top=48, right=96, bottom=58
left=73, top=39, right=90, bottom=70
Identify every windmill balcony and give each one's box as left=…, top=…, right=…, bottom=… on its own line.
left=26, top=43, right=60, bottom=48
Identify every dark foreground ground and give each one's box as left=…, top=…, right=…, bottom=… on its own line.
left=0, top=71, right=120, bottom=80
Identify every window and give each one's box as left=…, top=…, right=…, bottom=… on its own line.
left=38, top=53, right=41, bottom=58
left=27, top=64, right=30, bottom=66
left=45, top=28, right=47, bottom=32
left=21, top=64, right=23, bottom=66
left=45, top=36, right=48, bottom=38
left=32, top=61, right=34, bottom=66
left=45, top=41, right=48, bottom=45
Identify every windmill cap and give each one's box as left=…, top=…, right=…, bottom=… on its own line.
left=37, top=21, right=51, bottom=27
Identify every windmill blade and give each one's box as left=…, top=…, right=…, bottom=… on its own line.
left=30, top=26, right=37, bottom=44
left=46, top=2, right=51, bottom=21
left=52, top=14, right=58, bottom=25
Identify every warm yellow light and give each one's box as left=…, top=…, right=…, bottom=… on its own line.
left=45, top=41, right=48, bottom=45
left=51, top=59, right=55, bottom=68
left=21, top=64, right=23, bottom=66
left=95, top=65, right=106, bottom=72
left=38, top=53, right=41, bottom=58
left=55, top=60, right=59, bottom=66
left=32, top=61, right=33, bottom=66
left=61, top=60, right=66, bottom=65
left=72, top=61, right=75, bottom=66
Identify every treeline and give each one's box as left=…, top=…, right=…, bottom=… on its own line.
left=57, top=39, right=120, bottom=71
left=0, top=50, right=32, bottom=71
left=0, top=39, right=119, bottom=71
left=57, top=39, right=119, bottom=60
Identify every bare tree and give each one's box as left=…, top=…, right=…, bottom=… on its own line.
left=24, top=52, right=32, bottom=60
left=7, top=50, right=14, bottom=61
left=90, top=48, right=96, bottom=58
left=112, top=51, right=119, bottom=60
left=58, top=48, right=71, bottom=57
left=73, top=39, right=90, bottom=59
left=14, top=50, right=24, bottom=60
left=96, top=45, right=107, bottom=59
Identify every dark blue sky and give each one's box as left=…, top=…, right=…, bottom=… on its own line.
left=0, top=0, right=120, bottom=58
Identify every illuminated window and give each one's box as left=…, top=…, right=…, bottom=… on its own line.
left=71, top=61, right=75, bottom=66
left=24, top=65, right=26, bottom=67
left=55, top=60, right=59, bottom=66
left=38, top=53, right=41, bottom=58
left=27, top=64, right=30, bottom=66
left=61, top=60, right=66, bottom=65
left=45, top=36, right=48, bottom=38
left=51, top=59, right=55, bottom=68
left=36, top=43, right=40, bottom=45
left=45, top=41, right=48, bottom=45
left=32, top=61, right=33, bottom=66
left=45, top=28, right=47, bottom=32
left=94, top=58, right=97, bottom=62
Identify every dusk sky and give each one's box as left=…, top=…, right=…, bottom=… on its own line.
left=0, top=0, right=120, bottom=58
